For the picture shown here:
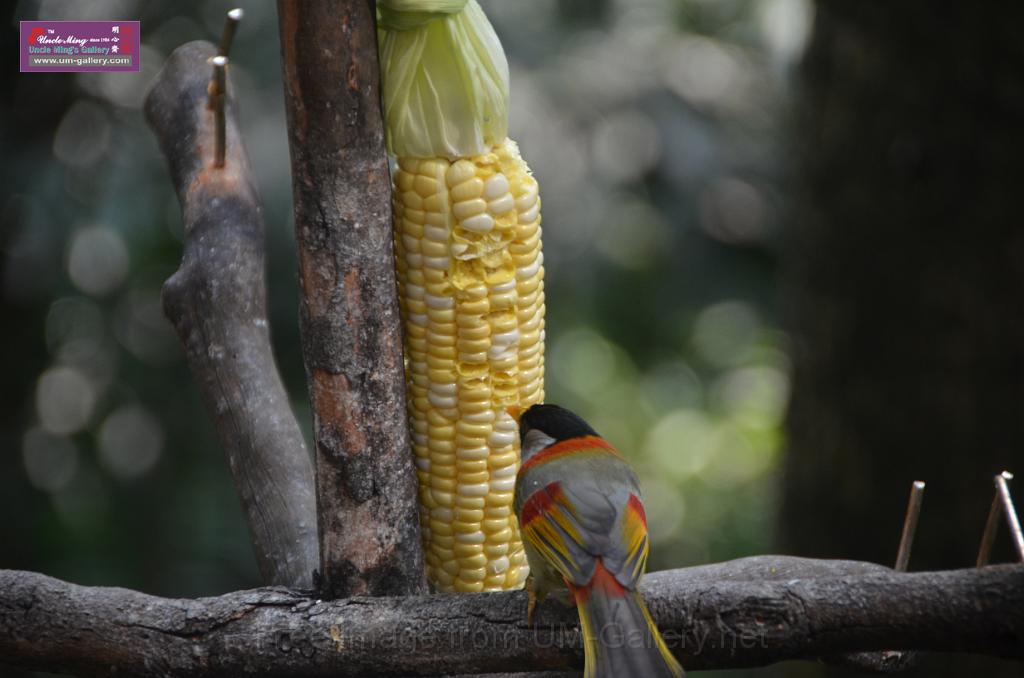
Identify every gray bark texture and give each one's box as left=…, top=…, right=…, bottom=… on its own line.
left=276, top=0, right=426, bottom=599
left=144, top=40, right=319, bottom=589
left=0, top=557, right=1021, bottom=676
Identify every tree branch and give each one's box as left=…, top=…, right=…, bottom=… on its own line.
left=276, top=0, right=424, bottom=598
left=144, top=40, right=318, bottom=588
left=1, top=557, right=1020, bottom=676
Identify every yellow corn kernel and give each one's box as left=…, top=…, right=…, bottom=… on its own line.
left=455, top=578, right=485, bottom=592
left=455, top=495, right=487, bottom=510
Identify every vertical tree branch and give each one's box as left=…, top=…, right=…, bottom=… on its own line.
left=145, top=41, right=319, bottom=588
left=276, top=0, right=425, bottom=597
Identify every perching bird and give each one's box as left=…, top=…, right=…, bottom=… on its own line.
left=512, top=403, right=684, bottom=678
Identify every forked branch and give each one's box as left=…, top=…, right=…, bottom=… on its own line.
left=144, top=40, right=318, bottom=588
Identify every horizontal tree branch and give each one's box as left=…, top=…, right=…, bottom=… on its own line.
left=1, top=557, right=1020, bottom=676
left=144, top=40, right=318, bottom=588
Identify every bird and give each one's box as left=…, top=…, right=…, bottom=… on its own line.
left=511, top=403, right=684, bottom=678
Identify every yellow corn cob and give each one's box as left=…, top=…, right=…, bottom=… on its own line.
left=379, top=0, right=544, bottom=592
left=393, top=138, right=544, bottom=591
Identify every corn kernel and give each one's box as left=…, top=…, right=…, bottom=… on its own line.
left=450, top=177, right=484, bottom=202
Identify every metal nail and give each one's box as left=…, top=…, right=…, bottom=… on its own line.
left=212, top=56, right=228, bottom=168
left=895, top=481, right=925, bottom=572
left=219, top=9, right=244, bottom=58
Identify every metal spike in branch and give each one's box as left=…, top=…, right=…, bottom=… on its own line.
left=995, top=472, right=1024, bottom=561
left=977, top=471, right=1023, bottom=566
left=895, top=480, right=925, bottom=572
left=211, top=56, right=227, bottom=168
left=219, top=8, right=244, bottom=57
left=840, top=479, right=928, bottom=674
left=205, top=8, right=243, bottom=168
left=207, top=9, right=242, bottom=111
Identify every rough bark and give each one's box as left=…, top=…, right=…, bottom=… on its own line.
left=1, top=558, right=1021, bottom=677
left=276, top=0, right=424, bottom=600
left=144, top=41, right=318, bottom=589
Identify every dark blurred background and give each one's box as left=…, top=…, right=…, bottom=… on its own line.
left=2, top=1, right=1021, bottom=677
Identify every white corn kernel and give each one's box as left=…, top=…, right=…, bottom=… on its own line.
left=460, top=213, right=495, bottom=233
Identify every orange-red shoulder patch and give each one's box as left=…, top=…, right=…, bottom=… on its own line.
left=520, top=481, right=564, bottom=526
left=626, top=493, right=647, bottom=528
left=520, top=435, right=620, bottom=473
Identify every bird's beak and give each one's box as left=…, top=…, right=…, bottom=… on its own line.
left=506, top=405, right=525, bottom=422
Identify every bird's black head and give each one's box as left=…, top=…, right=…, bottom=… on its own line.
left=517, top=403, right=599, bottom=445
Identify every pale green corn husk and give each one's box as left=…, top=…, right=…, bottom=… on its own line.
left=378, top=0, right=509, bottom=159
left=379, top=0, right=468, bottom=30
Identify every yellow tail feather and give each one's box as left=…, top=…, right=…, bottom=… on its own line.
left=576, top=588, right=684, bottom=678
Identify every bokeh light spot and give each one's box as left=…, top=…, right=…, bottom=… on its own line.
left=698, top=421, right=775, bottom=489
left=591, top=109, right=661, bottom=185
left=66, top=225, right=130, bottom=297
left=45, top=296, right=105, bottom=354
left=35, top=365, right=96, bottom=435
left=691, top=301, right=761, bottom=368
left=661, top=35, right=742, bottom=107
left=52, top=100, right=111, bottom=168
left=22, top=427, right=78, bottom=492
left=644, top=408, right=716, bottom=480
left=698, top=176, right=768, bottom=244
left=640, top=361, right=704, bottom=410
left=552, top=327, right=619, bottom=399
left=98, top=404, right=165, bottom=480
left=758, top=0, right=813, bottom=63
left=595, top=198, right=669, bottom=270
left=711, top=365, right=790, bottom=429
left=44, top=296, right=120, bottom=391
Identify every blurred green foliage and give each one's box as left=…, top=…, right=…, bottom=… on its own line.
left=1, top=0, right=810, bottom=602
